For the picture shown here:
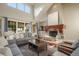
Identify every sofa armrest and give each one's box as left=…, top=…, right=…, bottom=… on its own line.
left=0, top=47, right=13, bottom=56
left=9, top=44, right=23, bottom=56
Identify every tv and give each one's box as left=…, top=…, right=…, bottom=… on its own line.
left=49, top=31, right=58, bottom=37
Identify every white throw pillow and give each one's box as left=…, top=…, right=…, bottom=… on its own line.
left=15, top=33, right=20, bottom=39
left=4, top=31, right=15, bottom=40
left=20, top=33, right=24, bottom=39
left=8, top=35, right=15, bottom=40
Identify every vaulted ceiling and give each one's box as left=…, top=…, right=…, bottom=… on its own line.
left=22, top=3, right=54, bottom=24
left=26, top=3, right=54, bottom=22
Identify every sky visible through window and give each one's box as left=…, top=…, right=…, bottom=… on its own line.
left=7, top=3, right=31, bottom=14
left=17, top=3, right=25, bottom=11
left=7, top=3, right=17, bottom=8
left=25, top=5, right=31, bottom=13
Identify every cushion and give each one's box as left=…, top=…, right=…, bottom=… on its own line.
left=71, top=47, right=79, bottom=56
left=9, top=44, right=23, bottom=56
left=8, top=40, right=16, bottom=45
left=4, top=31, right=15, bottom=40
left=8, top=35, right=15, bottom=40
left=0, top=37, right=8, bottom=47
left=16, top=39, right=28, bottom=45
left=19, top=33, right=24, bottom=39
left=72, top=39, right=79, bottom=49
left=15, top=33, right=24, bottom=39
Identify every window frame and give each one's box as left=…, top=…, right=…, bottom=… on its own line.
left=7, top=3, right=31, bottom=14
left=17, top=3, right=25, bottom=12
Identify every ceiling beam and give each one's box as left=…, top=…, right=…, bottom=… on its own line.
left=47, top=3, right=55, bottom=14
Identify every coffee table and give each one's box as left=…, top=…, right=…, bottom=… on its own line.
left=28, top=39, right=47, bottom=56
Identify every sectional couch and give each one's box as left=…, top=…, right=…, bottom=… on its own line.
left=0, top=36, right=25, bottom=56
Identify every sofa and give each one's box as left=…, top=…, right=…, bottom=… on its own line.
left=0, top=37, right=12, bottom=56
left=0, top=36, right=24, bottom=56
left=4, top=30, right=32, bottom=56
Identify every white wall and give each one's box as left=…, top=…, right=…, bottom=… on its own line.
left=0, top=3, right=33, bottom=22
left=36, top=4, right=64, bottom=28
left=63, top=4, right=79, bottom=41
left=48, top=11, right=58, bottom=25
left=48, top=3, right=64, bottom=24
left=48, top=3, right=79, bottom=41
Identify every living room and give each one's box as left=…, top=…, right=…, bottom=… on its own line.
left=0, top=3, right=79, bottom=56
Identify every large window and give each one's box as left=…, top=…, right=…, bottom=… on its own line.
left=18, top=22, right=24, bottom=30
left=7, top=3, right=17, bottom=8
left=8, top=21, right=16, bottom=32
left=25, top=5, right=31, bottom=13
left=7, top=3, right=31, bottom=14
left=17, top=3, right=25, bottom=11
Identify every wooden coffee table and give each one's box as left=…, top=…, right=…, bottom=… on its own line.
left=28, top=39, right=47, bottom=56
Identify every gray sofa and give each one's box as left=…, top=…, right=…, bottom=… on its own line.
left=3, top=31, right=29, bottom=56
left=7, top=39, right=23, bottom=56
left=9, top=43, right=23, bottom=56
left=16, top=39, right=29, bottom=46
left=0, top=37, right=12, bottom=56
left=7, top=37, right=30, bottom=56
